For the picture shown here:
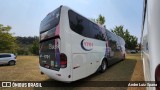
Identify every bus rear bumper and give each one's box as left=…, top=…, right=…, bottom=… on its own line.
left=39, top=66, right=72, bottom=82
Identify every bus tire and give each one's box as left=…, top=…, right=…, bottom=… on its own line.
left=100, top=60, right=107, bottom=73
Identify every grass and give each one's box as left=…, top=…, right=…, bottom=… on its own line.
left=126, top=53, right=141, bottom=60
left=0, top=56, right=50, bottom=81
left=0, top=53, right=144, bottom=90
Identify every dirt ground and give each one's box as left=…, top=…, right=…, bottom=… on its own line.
left=127, top=54, right=146, bottom=90
left=0, top=53, right=146, bottom=90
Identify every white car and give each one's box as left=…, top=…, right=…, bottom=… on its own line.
left=0, top=53, right=16, bottom=65
left=130, top=50, right=136, bottom=53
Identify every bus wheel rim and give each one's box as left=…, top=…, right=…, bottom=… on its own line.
left=102, top=61, right=106, bottom=70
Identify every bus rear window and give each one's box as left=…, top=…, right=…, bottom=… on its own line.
left=40, top=27, right=56, bottom=41
left=40, top=7, right=61, bottom=33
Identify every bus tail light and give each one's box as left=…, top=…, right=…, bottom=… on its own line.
left=60, top=53, right=67, bottom=68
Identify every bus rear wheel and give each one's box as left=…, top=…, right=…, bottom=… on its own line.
left=100, top=60, right=107, bottom=73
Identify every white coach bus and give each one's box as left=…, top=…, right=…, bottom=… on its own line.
left=39, top=5, right=126, bottom=82
left=141, top=0, right=160, bottom=90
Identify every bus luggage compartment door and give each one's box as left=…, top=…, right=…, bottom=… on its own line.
left=72, top=54, right=86, bottom=81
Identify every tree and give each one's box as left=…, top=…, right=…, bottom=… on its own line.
left=0, top=24, right=18, bottom=53
left=90, top=14, right=106, bottom=26
left=111, top=25, right=138, bottom=50
left=96, top=14, right=105, bottom=25
left=135, top=43, right=141, bottom=51
left=30, top=38, right=39, bottom=55
left=110, top=26, right=125, bottom=38
left=16, top=36, right=39, bottom=55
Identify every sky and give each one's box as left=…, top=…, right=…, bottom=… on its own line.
left=0, top=0, right=143, bottom=42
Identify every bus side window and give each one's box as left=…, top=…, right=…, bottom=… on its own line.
left=68, top=10, right=91, bottom=38
left=69, top=10, right=105, bottom=41
left=69, top=11, right=80, bottom=34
